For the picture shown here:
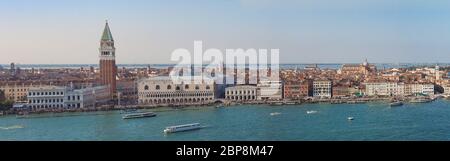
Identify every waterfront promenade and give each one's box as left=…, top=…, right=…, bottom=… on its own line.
left=1, top=95, right=441, bottom=116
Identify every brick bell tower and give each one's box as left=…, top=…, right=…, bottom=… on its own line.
left=99, top=20, right=117, bottom=97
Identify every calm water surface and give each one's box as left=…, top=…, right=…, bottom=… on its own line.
left=1, top=100, right=450, bottom=141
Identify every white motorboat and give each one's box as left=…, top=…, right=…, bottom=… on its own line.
left=164, top=123, right=202, bottom=133
left=270, top=112, right=281, bottom=116
left=122, top=112, right=156, bottom=119
left=306, top=110, right=317, bottom=114
left=347, top=117, right=354, bottom=120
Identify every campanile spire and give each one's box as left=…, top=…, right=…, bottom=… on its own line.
left=99, top=21, right=117, bottom=97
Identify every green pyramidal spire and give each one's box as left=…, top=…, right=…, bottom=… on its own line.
left=101, top=21, right=114, bottom=41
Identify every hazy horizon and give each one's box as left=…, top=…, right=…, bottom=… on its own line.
left=2, top=0, right=450, bottom=64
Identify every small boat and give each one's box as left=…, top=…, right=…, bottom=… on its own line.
left=306, top=110, right=318, bottom=114
left=270, top=102, right=284, bottom=106
left=347, top=117, right=354, bottom=120
left=285, top=102, right=296, bottom=105
left=215, top=104, right=224, bottom=108
left=164, top=123, right=202, bottom=133
left=122, top=112, right=156, bottom=119
left=270, top=112, right=281, bottom=116
left=331, top=100, right=343, bottom=104
left=389, top=101, right=403, bottom=107
left=347, top=101, right=357, bottom=104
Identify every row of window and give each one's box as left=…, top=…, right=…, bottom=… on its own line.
left=5, top=88, right=27, bottom=92
left=29, top=99, right=64, bottom=104
left=139, top=97, right=214, bottom=104
left=29, top=91, right=64, bottom=96
left=67, top=95, right=81, bottom=101
left=226, top=90, right=255, bottom=95
left=31, top=104, right=64, bottom=109
left=226, top=96, right=256, bottom=100
left=144, top=85, right=211, bottom=90
left=140, top=92, right=214, bottom=98
left=30, top=103, right=81, bottom=109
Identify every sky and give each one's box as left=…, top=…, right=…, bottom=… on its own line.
left=2, top=0, right=450, bottom=64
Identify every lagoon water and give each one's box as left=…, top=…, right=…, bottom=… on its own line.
left=1, top=100, right=450, bottom=141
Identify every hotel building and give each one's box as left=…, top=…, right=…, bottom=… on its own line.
left=364, top=82, right=404, bottom=96
left=365, top=82, right=434, bottom=96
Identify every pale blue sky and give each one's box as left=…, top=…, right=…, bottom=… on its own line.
left=1, top=0, right=450, bottom=64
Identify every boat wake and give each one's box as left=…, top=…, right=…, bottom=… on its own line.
left=0, top=125, right=24, bottom=130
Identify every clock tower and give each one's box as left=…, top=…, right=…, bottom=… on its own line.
left=99, top=21, right=117, bottom=97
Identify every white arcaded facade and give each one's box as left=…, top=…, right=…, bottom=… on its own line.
left=138, top=76, right=215, bottom=105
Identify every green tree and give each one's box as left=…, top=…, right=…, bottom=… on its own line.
left=0, top=90, right=13, bottom=111
left=0, top=100, right=13, bottom=111
left=0, top=90, right=5, bottom=102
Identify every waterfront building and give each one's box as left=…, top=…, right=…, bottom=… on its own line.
left=313, top=80, right=332, bottom=98
left=27, top=86, right=66, bottom=110
left=0, top=83, right=43, bottom=102
left=137, top=76, right=215, bottom=105
left=99, top=21, right=117, bottom=97
left=365, top=82, right=433, bottom=96
left=257, top=80, right=283, bottom=100
left=364, top=82, right=404, bottom=96
left=404, top=83, right=434, bottom=96
left=225, top=85, right=257, bottom=101
left=27, top=86, right=110, bottom=111
left=283, top=80, right=312, bottom=99
left=332, top=85, right=359, bottom=98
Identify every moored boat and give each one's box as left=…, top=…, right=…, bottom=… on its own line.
left=163, top=123, right=202, bottom=133
left=389, top=101, right=404, bottom=107
left=285, top=102, right=296, bottom=105
left=122, top=112, right=156, bottom=119
left=269, top=102, right=284, bottom=106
